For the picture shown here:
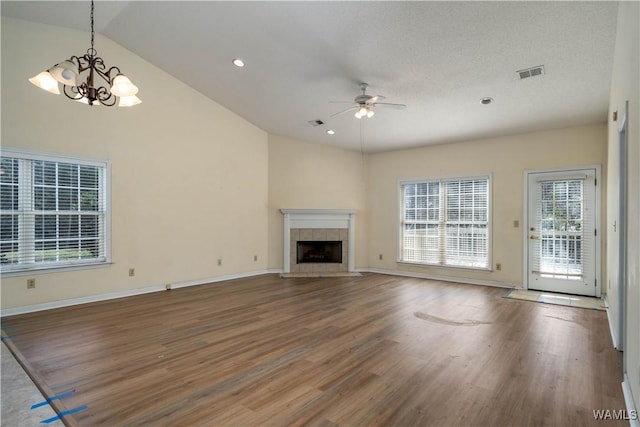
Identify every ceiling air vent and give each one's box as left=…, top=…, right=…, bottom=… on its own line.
left=308, top=119, right=324, bottom=126
left=517, top=65, right=545, bottom=80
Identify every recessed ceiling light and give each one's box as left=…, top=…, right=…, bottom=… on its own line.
left=327, top=130, right=335, bottom=135
left=480, top=97, right=494, bottom=105
left=232, top=58, right=245, bottom=68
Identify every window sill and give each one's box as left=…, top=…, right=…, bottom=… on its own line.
left=0, top=261, right=113, bottom=278
left=396, top=260, right=491, bottom=272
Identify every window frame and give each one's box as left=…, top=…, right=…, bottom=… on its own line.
left=398, top=174, right=492, bottom=271
left=0, top=148, right=111, bottom=276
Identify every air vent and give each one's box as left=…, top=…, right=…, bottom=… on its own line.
left=517, top=65, right=545, bottom=80
left=308, top=119, right=324, bottom=126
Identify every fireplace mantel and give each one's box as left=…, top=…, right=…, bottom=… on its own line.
left=281, top=209, right=356, bottom=273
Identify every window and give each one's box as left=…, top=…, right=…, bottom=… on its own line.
left=0, top=149, right=109, bottom=274
left=400, top=176, right=490, bottom=269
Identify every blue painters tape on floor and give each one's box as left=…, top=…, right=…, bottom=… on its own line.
left=1, top=334, right=18, bottom=341
left=31, top=390, right=75, bottom=409
left=41, top=405, right=87, bottom=424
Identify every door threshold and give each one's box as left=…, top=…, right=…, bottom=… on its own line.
left=505, top=289, right=605, bottom=310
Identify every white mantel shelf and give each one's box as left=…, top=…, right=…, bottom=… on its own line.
left=281, top=209, right=357, bottom=273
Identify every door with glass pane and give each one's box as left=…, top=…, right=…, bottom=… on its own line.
left=526, top=169, right=599, bottom=296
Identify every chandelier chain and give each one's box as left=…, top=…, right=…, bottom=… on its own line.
left=90, top=0, right=95, bottom=52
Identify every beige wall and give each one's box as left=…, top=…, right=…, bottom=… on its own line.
left=1, top=18, right=269, bottom=309
left=267, top=134, right=368, bottom=270
left=607, top=1, right=640, bottom=412
left=367, top=124, right=607, bottom=287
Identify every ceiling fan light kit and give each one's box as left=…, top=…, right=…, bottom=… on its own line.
left=330, top=82, right=406, bottom=120
left=354, top=105, right=375, bottom=119
left=28, top=0, right=141, bottom=107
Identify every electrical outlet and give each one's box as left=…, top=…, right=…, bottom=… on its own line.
left=254, top=255, right=258, bottom=262
left=217, top=259, right=222, bottom=266
left=129, top=268, right=135, bottom=277
left=27, top=279, right=36, bottom=289
left=379, top=254, right=383, bottom=260
left=165, top=284, right=172, bottom=290
left=496, top=263, right=502, bottom=271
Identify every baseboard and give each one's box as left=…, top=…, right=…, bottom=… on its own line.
left=604, top=294, right=620, bottom=349
left=169, top=269, right=281, bottom=289
left=0, top=267, right=519, bottom=317
left=622, top=375, right=640, bottom=427
left=0, top=269, right=279, bottom=317
left=362, top=268, right=517, bottom=289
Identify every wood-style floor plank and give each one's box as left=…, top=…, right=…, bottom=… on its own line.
left=1, top=273, right=627, bottom=426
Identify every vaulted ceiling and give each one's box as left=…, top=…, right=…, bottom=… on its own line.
left=2, top=1, right=618, bottom=152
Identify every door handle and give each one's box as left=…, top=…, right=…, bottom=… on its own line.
left=530, top=235, right=538, bottom=240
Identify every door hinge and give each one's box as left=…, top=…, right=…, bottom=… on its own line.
left=595, top=228, right=597, bottom=236
left=595, top=279, right=597, bottom=288
left=595, top=177, right=597, bottom=186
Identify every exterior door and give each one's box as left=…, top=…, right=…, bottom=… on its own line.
left=526, top=169, right=599, bottom=296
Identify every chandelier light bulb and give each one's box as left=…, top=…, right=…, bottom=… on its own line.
left=118, top=95, right=142, bottom=107
left=49, top=60, right=79, bottom=86
left=110, top=75, right=139, bottom=97
left=366, top=108, right=375, bottom=118
left=75, top=96, right=102, bottom=106
left=28, top=71, right=61, bottom=95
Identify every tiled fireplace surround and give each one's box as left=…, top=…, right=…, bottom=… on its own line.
left=281, top=209, right=356, bottom=274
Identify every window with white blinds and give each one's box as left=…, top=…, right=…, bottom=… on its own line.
left=0, top=150, right=109, bottom=273
left=400, top=176, right=490, bottom=269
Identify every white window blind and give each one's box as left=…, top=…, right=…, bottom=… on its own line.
left=400, top=176, right=490, bottom=269
left=0, top=150, right=108, bottom=273
left=532, top=177, right=594, bottom=280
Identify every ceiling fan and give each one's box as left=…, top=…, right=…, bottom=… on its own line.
left=330, top=83, right=406, bottom=119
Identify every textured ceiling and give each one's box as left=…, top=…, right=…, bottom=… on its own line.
left=2, top=1, right=618, bottom=152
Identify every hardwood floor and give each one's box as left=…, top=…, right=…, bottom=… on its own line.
left=1, top=273, right=627, bottom=426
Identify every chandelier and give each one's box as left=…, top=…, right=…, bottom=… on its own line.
left=28, top=0, right=141, bottom=107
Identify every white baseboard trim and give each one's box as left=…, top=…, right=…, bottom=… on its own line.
left=362, top=268, right=517, bottom=289
left=604, top=295, right=620, bottom=349
left=169, top=269, right=280, bottom=289
left=0, top=269, right=279, bottom=317
left=622, top=375, right=640, bottom=427
left=0, top=268, right=518, bottom=317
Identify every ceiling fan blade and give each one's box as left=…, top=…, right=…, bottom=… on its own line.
left=330, top=106, right=357, bottom=117
left=375, top=102, right=406, bottom=110
left=366, top=95, right=386, bottom=104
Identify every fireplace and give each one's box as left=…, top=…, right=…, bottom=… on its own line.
left=281, top=209, right=356, bottom=274
left=297, top=241, right=342, bottom=264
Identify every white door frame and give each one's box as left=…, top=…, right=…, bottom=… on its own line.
left=616, top=101, right=629, bottom=350
left=522, top=165, right=602, bottom=296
